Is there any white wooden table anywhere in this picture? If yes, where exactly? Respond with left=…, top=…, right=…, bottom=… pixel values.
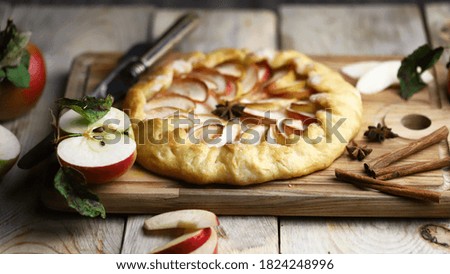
left=0, top=3, right=449, bottom=254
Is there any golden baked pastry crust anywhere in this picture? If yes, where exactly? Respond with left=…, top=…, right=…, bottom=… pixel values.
left=123, top=49, right=362, bottom=185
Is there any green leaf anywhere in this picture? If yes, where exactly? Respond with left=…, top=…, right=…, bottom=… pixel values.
left=5, top=63, right=30, bottom=88
left=54, top=167, right=106, bottom=218
left=0, top=19, right=31, bottom=68
left=0, top=69, right=5, bottom=79
left=56, top=95, right=114, bottom=124
left=397, top=44, right=444, bottom=100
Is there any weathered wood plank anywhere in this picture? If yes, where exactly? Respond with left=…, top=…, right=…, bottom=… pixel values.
left=0, top=5, right=154, bottom=253
left=424, top=3, right=450, bottom=109
left=279, top=4, right=450, bottom=254
left=122, top=8, right=279, bottom=254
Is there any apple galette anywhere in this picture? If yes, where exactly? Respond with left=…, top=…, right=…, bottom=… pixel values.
left=123, top=49, right=362, bottom=185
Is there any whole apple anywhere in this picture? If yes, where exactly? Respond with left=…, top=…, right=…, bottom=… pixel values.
left=0, top=20, right=46, bottom=120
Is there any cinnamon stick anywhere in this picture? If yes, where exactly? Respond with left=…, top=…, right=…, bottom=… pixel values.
left=375, top=156, right=450, bottom=180
left=364, top=126, right=449, bottom=176
left=335, top=169, right=441, bottom=203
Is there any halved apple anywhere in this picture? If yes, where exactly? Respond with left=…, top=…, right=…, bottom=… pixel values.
left=286, top=107, right=317, bottom=126
left=144, top=209, right=220, bottom=230
left=150, top=228, right=213, bottom=254
left=0, top=125, right=21, bottom=177
left=57, top=107, right=136, bottom=184
left=166, top=78, right=208, bottom=102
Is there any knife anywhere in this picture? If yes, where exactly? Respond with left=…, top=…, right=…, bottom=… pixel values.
left=17, top=12, right=199, bottom=169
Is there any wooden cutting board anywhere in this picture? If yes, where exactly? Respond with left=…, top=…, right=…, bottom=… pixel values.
left=42, top=53, right=450, bottom=217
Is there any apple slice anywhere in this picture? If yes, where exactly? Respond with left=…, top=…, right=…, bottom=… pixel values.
left=340, top=61, right=380, bottom=79
left=167, top=78, right=208, bottom=102
left=215, top=62, right=244, bottom=78
left=190, top=69, right=228, bottom=94
left=188, top=124, right=223, bottom=144
left=190, top=228, right=218, bottom=254
left=286, top=107, right=317, bottom=126
left=144, top=209, right=220, bottom=230
left=144, top=95, right=195, bottom=112
left=0, top=125, right=21, bottom=177
left=240, top=98, right=294, bottom=111
left=144, top=106, right=183, bottom=120
left=239, top=64, right=259, bottom=95
left=57, top=107, right=136, bottom=184
left=209, top=121, right=241, bottom=147
left=290, top=101, right=318, bottom=113
left=242, top=107, right=286, bottom=124
left=267, top=81, right=306, bottom=95
left=257, top=61, right=271, bottom=82
left=150, top=228, right=213, bottom=254
left=266, top=69, right=296, bottom=91
left=280, top=118, right=304, bottom=135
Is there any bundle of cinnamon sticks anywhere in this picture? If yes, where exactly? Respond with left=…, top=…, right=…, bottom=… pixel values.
left=335, top=126, right=450, bottom=203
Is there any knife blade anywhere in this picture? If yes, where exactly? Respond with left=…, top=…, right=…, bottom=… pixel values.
left=17, top=12, right=199, bottom=169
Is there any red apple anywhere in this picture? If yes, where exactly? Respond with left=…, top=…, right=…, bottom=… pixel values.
left=56, top=107, right=136, bottom=184
left=144, top=209, right=220, bottom=231
left=150, top=228, right=214, bottom=254
left=0, top=124, right=21, bottom=177
left=0, top=43, right=46, bottom=120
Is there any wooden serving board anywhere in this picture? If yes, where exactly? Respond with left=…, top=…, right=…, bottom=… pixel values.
left=42, top=53, right=450, bottom=217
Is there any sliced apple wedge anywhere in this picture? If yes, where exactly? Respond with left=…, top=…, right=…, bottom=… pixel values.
left=0, top=125, right=21, bottom=177
left=57, top=107, right=136, bottom=184
left=257, top=61, right=271, bottom=82
left=150, top=228, right=213, bottom=254
left=144, top=106, right=182, bottom=120
left=167, top=78, right=208, bottom=102
left=144, top=95, right=195, bottom=112
left=240, top=98, right=294, bottom=111
left=290, top=101, right=318, bottom=113
left=190, top=69, right=228, bottom=95
left=190, top=228, right=218, bottom=254
left=215, top=62, right=244, bottom=78
left=238, top=64, right=259, bottom=95
left=286, top=107, right=317, bottom=126
left=242, top=107, right=286, bottom=124
left=266, top=69, right=296, bottom=91
left=144, top=209, right=220, bottom=230
left=281, top=118, right=304, bottom=135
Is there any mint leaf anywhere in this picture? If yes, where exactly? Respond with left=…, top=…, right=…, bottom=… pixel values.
left=54, top=167, right=106, bottom=218
left=5, top=63, right=30, bottom=88
left=57, top=95, right=114, bottom=123
left=0, top=19, right=30, bottom=68
left=397, top=44, right=444, bottom=100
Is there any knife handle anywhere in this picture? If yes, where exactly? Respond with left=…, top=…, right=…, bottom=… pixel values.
left=128, top=12, right=200, bottom=77
left=17, top=132, right=55, bottom=169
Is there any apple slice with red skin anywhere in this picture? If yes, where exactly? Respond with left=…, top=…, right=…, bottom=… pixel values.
left=57, top=107, right=136, bottom=184
left=145, top=209, right=220, bottom=230
left=257, top=61, right=271, bottom=82
left=190, top=228, right=218, bottom=254
left=151, top=228, right=214, bottom=254
left=215, top=62, right=244, bottom=78
left=286, top=107, right=317, bottom=126
left=242, top=107, right=286, bottom=124
left=0, top=125, right=21, bottom=177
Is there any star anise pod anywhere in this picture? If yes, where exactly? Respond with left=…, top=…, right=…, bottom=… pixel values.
left=212, top=101, right=245, bottom=120
left=346, top=140, right=372, bottom=161
left=364, top=123, right=398, bottom=142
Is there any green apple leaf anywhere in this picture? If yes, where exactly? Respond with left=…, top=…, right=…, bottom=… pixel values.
left=5, top=63, right=30, bottom=88
left=54, top=167, right=106, bottom=219
left=397, top=44, right=443, bottom=100
left=56, top=95, right=114, bottom=124
left=0, top=19, right=31, bottom=68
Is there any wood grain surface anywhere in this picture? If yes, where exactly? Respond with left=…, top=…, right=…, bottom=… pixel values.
left=279, top=4, right=450, bottom=254
left=0, top=5, right=154, bottom=253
